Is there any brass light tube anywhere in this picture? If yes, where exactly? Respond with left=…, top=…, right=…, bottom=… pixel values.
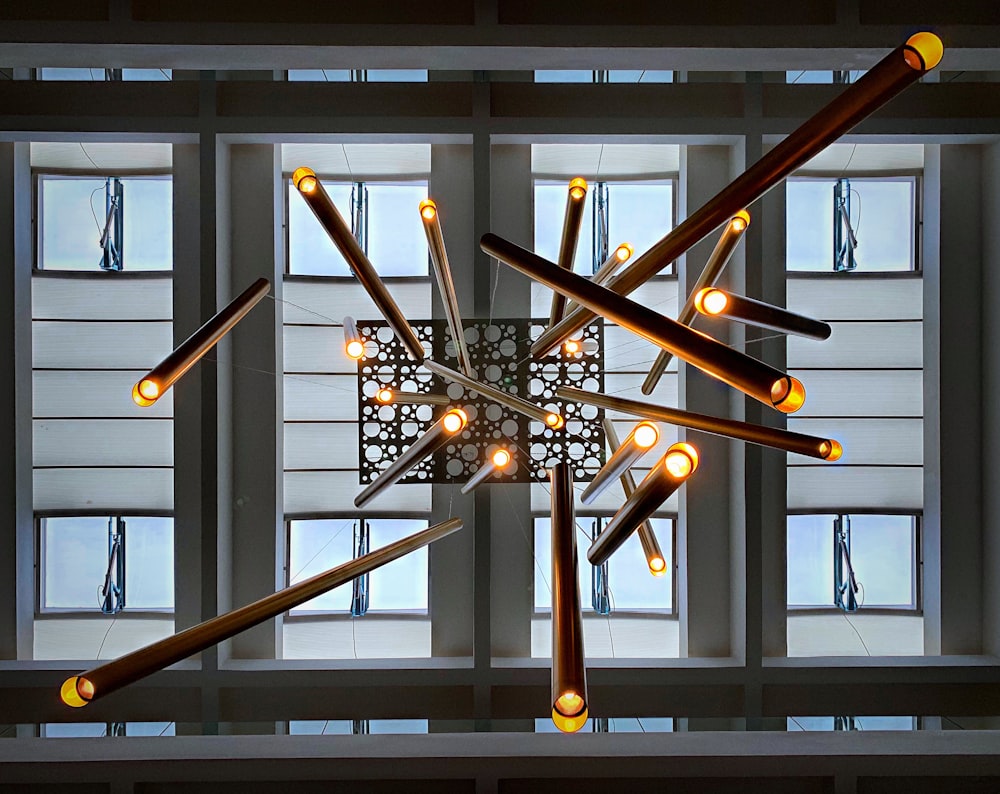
left=343, top=315, right=367, bottom=360
left=375, top=389, right=451, bottom=407
left=641, top=212, right=749, bottom=394
left=59, top=517, right=464, bottom=708
left=588, top=444, right=699, bottom=568
left=481, top=234, right=806, bottom=413
left=564, top=242, right=633, bottom=316
left=131, top=277, right=269, bottom=407
left=695, top=287, right=832, bottom=341
left=461, top=446, right=514, bottom=494
left=355, top=408, right=469, bottom=508
left=419, top=199, right=475, bottom=377
left=580, top=421, right=659, bottom=505
left=559, top=386, right=843, bottom=461
left=529, top=33, right=943, bottom=360
left=424, top=359, right=565, bottom=429
left=292, top=167, right=425, bottom=362
left=548, top=178, right=589, bottom=327
left=550, top=462, right=588, bottom=733
left=603, top=419, right=667, bottom=577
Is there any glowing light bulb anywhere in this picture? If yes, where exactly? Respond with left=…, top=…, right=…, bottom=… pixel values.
left=664, top=442, right=699, bottom=478
left=820, top=439, right=844, bottom=462
left=346, top=340, right=365, bottom=360
left=443, top=408, right=468, bottom=433
left=695, top=287, right=729, bottom=316
left=615, top=243, right=633, bottom=262
left=492, top=449, right=512, bottom=468
left=568, top=177, right=587, bottom=200
left=132, top=378, right=160, bottom=407
left=419, top=198, right=437, bottom=221
left=545, top=413, right=565, bottom=430
left=731, top=209, right=750, bottom=232
left=60, top=676, right=94, bottom=708
left=633, top=421, right=659, bottom=449
left=292, top=166, right=318, bottom=194
left=771, top=376, right=806, bottom=414
left=563, top=339, right=580, bottom=354
left=649, top=556, right=667, bottom=576
left=375, top=388, right=394, bottom=404
left=904, top=32, right=944, bottom=71
left=551, top=691, right=588, bottom=732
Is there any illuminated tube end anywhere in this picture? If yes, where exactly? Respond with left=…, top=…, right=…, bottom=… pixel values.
left=731, top=209, right=751, bottom=232
left=771, top=376, right=806, bottom=414
left=132, top=379, right=159, bottom=407
left=375, top=388, right=394, bottom=404
left=563, top=339, right=581, bottom=355
left=633, top=421, right=659, bottom=449
left=694, top=287, right=728, bottom=316
left=615, top=243, right=634, bottom=262
left=292, top=166, right=318, bottom=194
left=568, top=177, right=588, bottom=201
left=664, top=442, right=699, bottom=478
left=346, top=340, right=365, bottom=360
left=904, top=32, right=944, bottom=71
left=820, top=439, right=844, bottom=462
left=419, top=198, right=437, bottom=221
left=552, top=691, right=588, bottom=733
left=545, top=413, right=565, bottom=430
left=492, top=448, right=512, bottom=468
left=443, top=408, right=469, bottom=434
left=648, top=555, right=667, bottom=577
left=60, top=676, right=94, bottom=708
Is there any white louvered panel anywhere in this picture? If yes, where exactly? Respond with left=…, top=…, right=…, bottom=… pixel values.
left=282, top=279, right=432, bottom=325
left=284, top=422, right=358, bottom=470
left=34, top=617, right=175, bottom=661
left=532, top=616, right=680, bottom=659
left=795, top=143, right=924, bottom=175
left=33, top=275, right=173, bottom=321
left=602, top=372, right=679, bottom=410
left=31, top=142, right=173, bottom=172
left=529, top=277, right=678, bottom=320
left=788, top=418, right=923, bottom=466
left=603, top=325, right=661, bottom=372
left=284, top=471, right=430, bottom=514
left=34, top=419, right=173, bottom=467
left=283, top=325, right=357, bottom=374
left=787, top=277, right=922, bottom=321
left=283, top=618, right=431, bottom=659
left=789, top=370, right=922, bottom=418
left=34, top=468, right=173, bottom=511
left=281, top=143, right=431, bottom=179
left=32, top=321, right=173, bottom=369
left=33, top=371, right=174, bottom=418
left=530, top=474, right=679, bottom=514
left=787, top=322, right=922, bottom=369
left=531, top=144, right=680, bottom=179
left=284, top=375, right=358, bottom=421
left=787, top=466, right=922, bottom=512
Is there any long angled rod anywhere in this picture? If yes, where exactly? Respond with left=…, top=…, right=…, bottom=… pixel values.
left=548, top=178, right=588, bottom=328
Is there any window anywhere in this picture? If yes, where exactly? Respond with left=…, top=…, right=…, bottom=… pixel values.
left=287, top=179, right=428, bottom=276
left=38, top=68, right=172, bottom=81
left=37, top=175, right=173, bottom=271
left=785, top=70, right=866, bottom=84
left=534, top=70, right=673, bottom=83
left=786, top=177, right=917, bottom=272
left=287, top=70, right=427, bottom=82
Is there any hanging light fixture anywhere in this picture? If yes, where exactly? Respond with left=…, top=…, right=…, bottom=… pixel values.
left=343, top=316, right=369, bottom=360
left=374, top=388, right=451, bottom=406
left=461, top=445, right=514, bottom=494
left=581, top=421, right=659, bottom=505
left=548, top=177, right=589, bottom=327
left=693, top=287, right=833, bottom=340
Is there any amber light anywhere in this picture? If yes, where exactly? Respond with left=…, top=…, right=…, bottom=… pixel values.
left=131, top=379, right=159, bottom=407
left=375, top=388, right=394, bottom=404
left=770, top=376, right=806, bottom=414
left=492, top=448, right=512, bottom=468
left=552, top=690, right=588, bottom=733
left=419, top=198, right=437, bottom=221
left=615, top=243, right=634, bottom=262
left=694, top=287, right=729, bottom=316
left=633, top=421, right=659, bottom=449
left=664, top=442, right=699, bottom=479
left=563, top=339, right=581, bottom=354
left=568, top=177, right=588, bottom=201
left=60, top=676, right=94, bottom=708
left=904, top=32, right=944, bottom=71
left=346, top=340, right=365, bottom=360
left=545, top=413, right=565, bottom=430
left=649, top=556, right=667, bottom=576
left=730, top=209, right=751, bottom=233
left=820, top=439, right=844, bottom=462
left=443, top=408, right=469, bottom=434
left=292, top=166, right=318, bottom=194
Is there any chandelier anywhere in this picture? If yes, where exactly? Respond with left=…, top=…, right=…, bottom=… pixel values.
left=59, top=32, right=943, bottom=732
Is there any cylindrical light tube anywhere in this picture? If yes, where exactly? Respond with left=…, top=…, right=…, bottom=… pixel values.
left=419, top=199, right=474, bottom=377
left=59, top=517, right=464, bottom=708
left=694, top=287, right=832, bottom=341
left=581, top=421, right=659, bottom=505
left=548, top=177, right=589, bottom=327
left=131, top=277, right=270, bottom=407
left=564, top=242, right=633, bottom=316
left=460, top=446, right=513, bottom=494
left=550, top=462, right=588, bottom=733
left=602, top=419, right=667, bottom=577
left=588, top=443, right=700, bottom=568
left=529, top=33, right=943, bottom=359
left=424, top=359, right=565, bottom=429
left=292, top=167, right=424, bottom=362
left=343, top=316, right=367, bottom=360
left=375, top=389, right=451, bottom=406
left=642, top=212, right=749, bottom=393
left=559, top=386, right=842, bottom=461
left=355, top=408, right=469, bottom=508
left=482, top=234, right=806, bottom=413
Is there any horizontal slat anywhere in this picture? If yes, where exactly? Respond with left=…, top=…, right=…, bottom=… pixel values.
left=32, top=274, right=173, bottom=320
left=34, top=419, right=173, bottom=467
left=34, top=468, right=173, bottom=512
left=787, top=466, right=922, bottom=512
left=33, top=370, right=174, bottom=418
left=284, top=471, right=430, bottom=514
left=788, top=418, right=923, bottom=466
left=794, top=143, right=923, bottom=176
left=31, top=142, right=172, bottom=171
left=33, top=321, right=173, bottom=369
left=282, top=279, right=431, bottom=325
left=603, top=325, right=662, bottom=373
left=787, top=276, right=922, bottom=321
left=531, top=144, right=680, bottom=179
left=532, top=615, right=679, bottom=659
left=531, top=476, right=678, bottom=514
left=790, top=369, right=922, bottom=418
left=34, top=617, right=175, bottom=661
left=529, top=278, right=679, bottom=322
left=787, top=614, right=923, bottom=658
left=603, top=372, right=679, bottom=409
left=284, top=618, right=431, bottom=659
left=284, top=422, right=358, bottom=470
left=284, top=375, right=358, bottom=421
left=281, top=143, right=430, bottom=178
left=787, top=321, right=922, bottom=369
left=283, top=325, right=357, bottom=374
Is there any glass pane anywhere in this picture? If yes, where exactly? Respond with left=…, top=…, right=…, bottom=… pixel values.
left=126, top=722, right=176, bottom=736
left=287, top=182, right=354, bottom=275
left=606, top=518, right=672, bottom=610
left=39, top=68, right=103, bottom=81
left=43, top=517, right=111, bottom=609
left=288, top=70, right=352, bottom=82
left=534, top=71, right=594, bottom=83
left=124, top=517, right=174, bottom=609
left=44, top=723, right=106, bottom=737
left=851, top=180, right=914, bottom=271
left=849, top=515, right=914, bottom=607
left=122, top=69, right=171, bottom=81
left=533, top=184, right=595, bottom=275
left=289, top=720, right=353, bottom=734
left=368, top=719, right=428, bottom=733
left=786, top=71, right=833, bottom=84
left=607, top=183, right=673, bottom=269
left=533, top=517, right=592, bottom=610
left=288, top=518, right=356, bottom=612
left=367, top=519, right=429, bottom=611
left=786, top=514, right=836, bottom=606
left=786, top=180, right=834, bottom=272
left=608, top=70, right=674, bottom=83
left=367, top=70, right=428, bottom=82
left=40, top=177, right=107, bottom=270
left=366, top=183, right=429, bottom=277
left=122, top=178, right=173, bottom=271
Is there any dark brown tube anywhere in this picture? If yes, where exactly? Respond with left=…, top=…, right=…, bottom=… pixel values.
left=581, top=421, right=659, bottom=505
left=292, top=168, right=425, bottom=362
left=355, top=408, right=469, bottom=508
left=482, top=233, right=805, bottom=413
left=59, top=518, right=463, bottom=707
left=550, top=462, right=588, bottom=733
left=132, top=278, right=269, bottom=407
left=695, top=287, right=832, bottom=340
left=530, top=36, right=940, bottom=360
left=559, top=386, right=843, bottom=461
left=548, top=178, right=589, bottom=328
